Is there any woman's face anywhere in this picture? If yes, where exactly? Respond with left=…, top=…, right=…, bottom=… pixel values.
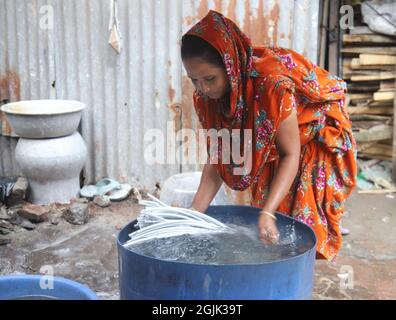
left=183, top=57, right=230, bottom=100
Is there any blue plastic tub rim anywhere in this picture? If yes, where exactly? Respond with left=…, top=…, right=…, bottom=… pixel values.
left=117, top=205, right=317, bottom=267
left=0, top=275, right=98, bottom=300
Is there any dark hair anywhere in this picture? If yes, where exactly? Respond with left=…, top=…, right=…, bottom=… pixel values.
left=181, top=35, right=225, bottom=68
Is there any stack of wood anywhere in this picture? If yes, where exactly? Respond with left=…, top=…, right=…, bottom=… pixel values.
left=342, top=20, right=395, bottom=161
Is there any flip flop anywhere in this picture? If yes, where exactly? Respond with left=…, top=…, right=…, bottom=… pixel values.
left=108, top=183, right=132, bottom=202
left=341, top=226, right=350, bottom=236
left=80, top=178, right=121, bottom=199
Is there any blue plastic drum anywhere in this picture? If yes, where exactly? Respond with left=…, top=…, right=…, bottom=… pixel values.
left=117, top=205, right=317, bottom=300
left=0, top=275, right=98, bottom=300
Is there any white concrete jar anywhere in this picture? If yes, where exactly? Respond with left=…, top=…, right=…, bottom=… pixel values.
left=15, top=132, right=87, bottom=204
left=1, top=100, right=87, bottom=205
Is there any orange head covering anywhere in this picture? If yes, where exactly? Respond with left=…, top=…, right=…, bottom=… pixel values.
left=184, top=10, right=347, bottom=191
left=185, top=10, right=255, bottom=127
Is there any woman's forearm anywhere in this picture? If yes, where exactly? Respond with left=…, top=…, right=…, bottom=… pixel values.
left=261, top=154, right=299, bottom=214
left=191, top=163, right=223, bottom=212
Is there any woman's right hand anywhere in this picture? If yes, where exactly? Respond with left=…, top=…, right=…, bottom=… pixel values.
left=258, top=212, right=280, bottom=244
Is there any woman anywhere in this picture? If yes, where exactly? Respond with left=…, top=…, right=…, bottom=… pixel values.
left=182, top=10, right=357, bottom=260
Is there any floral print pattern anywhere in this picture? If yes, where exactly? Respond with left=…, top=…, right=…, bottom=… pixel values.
left=185, top=10, right=357, bottom=261
left=255, top=110, right=274, bottom=150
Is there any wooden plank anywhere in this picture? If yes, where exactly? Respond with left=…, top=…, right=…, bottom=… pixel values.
left=368, top=144, right=393, bottom=155
left=380, top=80, right=395, bottom=91
left=359, top=155, right=392, bottom=161
left=342, top=47, right=396, bottom=55
left=342, top=60, right=352, bottom=77
left=358, top=188, right=396, bottom=194
left=373, top=91, right=395, bottom=101
left=347, top=93, right=373, bottom=100
left=357, top=142, right=376, bottom=152
left=348, top=105, right=394, bottom=115
left=353, top=124, right=393, bottom=142
left=351, top=65, right=395, bottom=71
left=351, top=58, right=361, bottom=69
left=350, top=114, right=391, bottom=121
left=343, top=58, right=352, bottom=67
left=347, top=83, right=380, bottom=92
left=369, top=100, right=394, bottom=107
left=378, top=88, right=395, bottom=92
left=349, top=26, right=374, bottom=35
left=351, top=99, right=372, bottom=106
left=360, top=143, right=393, bottom=157
left=350, top=72, right=396, bottom=82
left=358, top=145, right=393, bottom=158
left=359, top=54, right=396, bottom=66
left=343, top=34, right=396, bottom=44
left=352, top=119, right=388, bottom=129
left=348, top=59, right=393, bottom=71
left=349, top=70, right=392, bottom=76
left=382, top=139, right=393, bottom=146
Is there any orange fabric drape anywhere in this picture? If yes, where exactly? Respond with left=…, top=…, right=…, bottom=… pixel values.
left=185, top=10, right=357, bottom=260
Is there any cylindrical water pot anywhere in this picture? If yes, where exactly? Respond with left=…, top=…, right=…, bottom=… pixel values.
left=15, top=132, right=87, bottom=205
left=0, top=275, right=97, bottom=300
left=117, top=205, right=317, bottom=300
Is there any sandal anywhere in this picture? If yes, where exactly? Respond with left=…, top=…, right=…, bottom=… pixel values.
left=108, top=183, right=132, bottom=202
left=80, top=178, right=121, bottom=199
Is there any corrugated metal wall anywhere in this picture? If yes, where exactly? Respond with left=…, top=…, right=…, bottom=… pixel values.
left=1, top=0, right=320, bottom=194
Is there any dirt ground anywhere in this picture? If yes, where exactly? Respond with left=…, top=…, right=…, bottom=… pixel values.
left=0, top=190, right=395, bottom=300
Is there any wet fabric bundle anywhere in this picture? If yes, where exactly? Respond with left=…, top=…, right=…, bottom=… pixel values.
left=123, top=194, right=231, bottom=248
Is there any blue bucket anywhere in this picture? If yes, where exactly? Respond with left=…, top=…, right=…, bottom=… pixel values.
left=117, top=205, right=317, bottom=300
left=0, top=275, right=98, bottom=300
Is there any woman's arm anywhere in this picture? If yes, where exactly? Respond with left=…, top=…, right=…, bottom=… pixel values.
left=190, top=163, right=224, bottom=213
left=258, top=109, right=300, bottom=243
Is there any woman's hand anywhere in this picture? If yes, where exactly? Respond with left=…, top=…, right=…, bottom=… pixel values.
left=258, top=211, right=280, bottom=244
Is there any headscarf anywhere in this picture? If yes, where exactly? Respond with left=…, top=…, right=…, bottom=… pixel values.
left=185, top=10, right=347, bottom=191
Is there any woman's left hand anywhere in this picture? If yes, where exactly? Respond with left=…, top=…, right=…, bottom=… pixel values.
left=258, top=212, right=280, bottom=244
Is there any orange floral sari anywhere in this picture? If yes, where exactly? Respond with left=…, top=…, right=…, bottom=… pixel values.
left=185, top=10, right=357, bottom=260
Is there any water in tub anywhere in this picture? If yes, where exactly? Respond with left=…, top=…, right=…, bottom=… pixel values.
left=126, top=216, right=314, bottom=265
